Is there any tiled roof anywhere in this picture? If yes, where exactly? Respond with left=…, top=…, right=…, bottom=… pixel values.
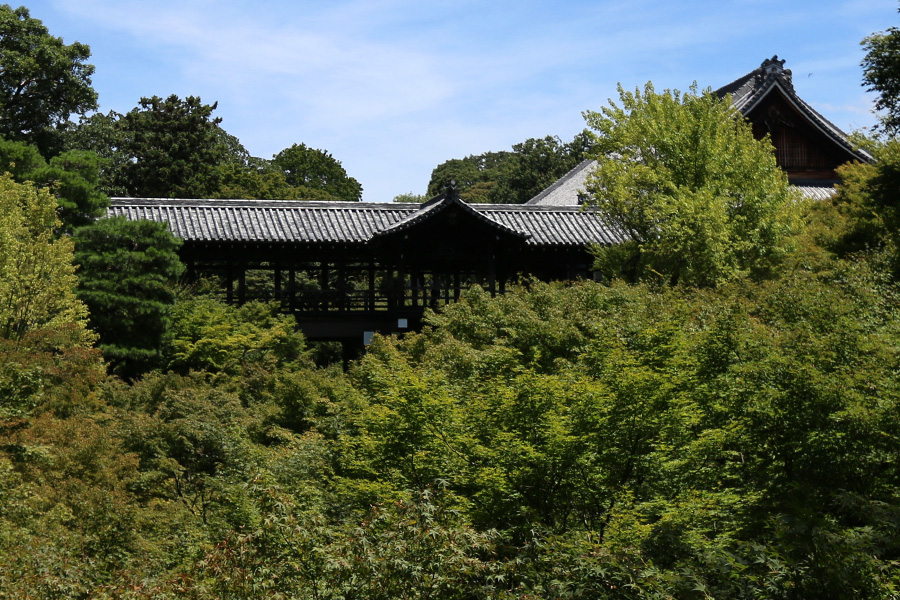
left=108, top=198, right=624, bottom=247
left=793, top=185, right=837, bottom=201
left=477, top=204, right=623, bottom=246
left=109, top=199, right=416, bottom=244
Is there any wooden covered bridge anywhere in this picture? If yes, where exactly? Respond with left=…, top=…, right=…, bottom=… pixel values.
left=108, top=189, right=621, bottom=348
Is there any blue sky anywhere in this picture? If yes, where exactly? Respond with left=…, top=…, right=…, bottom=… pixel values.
left=23, top=0, right=898, bottom=201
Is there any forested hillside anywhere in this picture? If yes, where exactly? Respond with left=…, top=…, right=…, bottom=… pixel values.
left=1, top=4, right=899, bottom=599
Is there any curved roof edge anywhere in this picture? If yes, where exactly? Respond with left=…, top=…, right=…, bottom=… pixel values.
left=370, top=191, right=529, bottom=241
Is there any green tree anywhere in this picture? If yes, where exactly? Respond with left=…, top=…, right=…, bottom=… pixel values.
left=165, top=295, right=305, bottom=376
left=345, top=269, right=900, bottom=597
left=73, top=217, right=184, bottom=377
left=426, top=131, right=592, bottom=204
left=35, top=149, right=108, bottom=230
left=0, top=133, right=44, bottom=178
left=0, top=5, right=97, bottom=155
left=490, top=130, right=594, bottom=204
left=0, top=136, right=108, bottom=231
left=272, top=143, right=363, bottom=201
left=211, top=160, right=337, bottom=201
left=116, top=95, right=228, bottom=198
left=584, top=83, right=795, bottom=287
left=63, top=110, right=130, bottom=196
left=392, top=191, right=428, bottom=203
left=862, top=17, right=900, bottom=134
left=426, top=152, right=513, bottom=201
left=0, top=174, right=91, bottom=342
left=74, top=95, right=228, bottom=198
left=71, top=111, right=364, bottom=201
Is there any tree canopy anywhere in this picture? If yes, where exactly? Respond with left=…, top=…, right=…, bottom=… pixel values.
left=0, top=5, right=97, bottom=155
left=584, top=83, right=796, bottom=287
left=68, top=109, right=365, bottom=201
left=495, top=130, right=594, bottom=204
left=0, top=135, right=108, bottom=231
left=862, top=19, right=900, bottom=135
left=425, top=131, right=592, bottom=204
left=271, top=143, right=363, bottom=202
left=73, top=217, right=184, bottom=378
left=0, top=174, right=91, bottom=342
left=109, top=95, right=229, bottom=198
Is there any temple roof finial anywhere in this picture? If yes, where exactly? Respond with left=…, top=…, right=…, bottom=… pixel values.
left=761, top=55, right=785, bottom=72
left=762, top=55, right=791, bottom=77
left=447, top=179, right=460, bottom=202
left=759, top=55, right=792, bottom=89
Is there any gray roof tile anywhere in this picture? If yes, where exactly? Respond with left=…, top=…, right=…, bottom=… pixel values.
left=108, top=198, right=624, bottom=247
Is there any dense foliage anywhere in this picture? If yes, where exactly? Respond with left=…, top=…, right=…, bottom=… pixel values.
left=0, top=135, right=108, bottom=231
left=1, top=5, right=899, bottom=599
left=2, top=237, right=900, bottom=597
left=0, top=174, right=92, bottom=343
left=271, top=143, right=363, bottom=202
left=68, top=101, right=364, bottom=201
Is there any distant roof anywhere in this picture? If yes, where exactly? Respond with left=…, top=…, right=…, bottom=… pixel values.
left=108, top=197, right=624, bottom=247
left=524, top=156, right=839, bottom=207
left=525, top=159, right=598, bottom=206
left=715, top=55, right=872, bottom=164
left=792, top=186, right=838, bottom=201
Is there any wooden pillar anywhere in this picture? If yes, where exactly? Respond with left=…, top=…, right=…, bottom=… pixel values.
left=238, top=269, right=247, bottom=304
left=367, top=263, right=376, bottom=311
left=320, top=263, right=329, bottom=310
left=226, top=265, right=234, bottom=304
left=488, top=255, right=497, bottom=297
left=337, top=259, right=347, bottom=312
left=386, top=266, right=395, bottom=310
left=399, top=268, right=408, bottom=308
left=288, top=269, right=296, bottom=312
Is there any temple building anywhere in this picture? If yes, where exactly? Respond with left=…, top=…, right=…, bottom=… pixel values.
left=108, top=191, right=621, bottom=351
left=110, top=57, right=869, bottom=349
left=716, top=55, right=871, bottom=185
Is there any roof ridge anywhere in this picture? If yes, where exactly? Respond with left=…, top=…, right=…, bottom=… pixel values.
left=110, top=197, right=413, bottom=210
left=108, top=198, right=623, bottom=247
